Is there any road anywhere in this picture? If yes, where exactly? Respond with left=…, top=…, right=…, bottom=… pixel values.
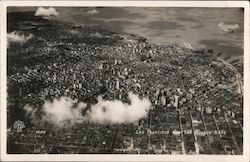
left=217, top=57, right=243, bottom=95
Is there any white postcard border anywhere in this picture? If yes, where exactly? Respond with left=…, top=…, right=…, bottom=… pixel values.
left=0, top=1, right=249, bottom=162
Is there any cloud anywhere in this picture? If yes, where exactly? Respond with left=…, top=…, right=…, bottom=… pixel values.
left=23, top=92, right=151, bottom=127
left=23, top=104, right=39, bottom=125
left=23, top=104, right=35, bottom=117
left=217, top=22, right=239, bottom=33
left=7, top=31, right=33, bottom=47
left=86, top=9, right=100, bottom=15
left=86, top=92, right=151, bottom=124
left=41, top=97, right=86, bottom=127
left=35, top=7, right=59, bottom=17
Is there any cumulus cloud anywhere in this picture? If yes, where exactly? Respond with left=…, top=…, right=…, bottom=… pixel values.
left=86, top=92, right=151, bottom=124
left=23, top=104, right=39, bottom=125
left=23, top=104, right=36, bottom=117
left=7, top=31, right=33, bottom=47
left=35, top=7, right=59, bottom=17
left=23, top=93, right=151, bottom=127
left=86, top=9, right=100, bottom=15
left=217, top=22, right=239, bottom=33
left=41, top=97, right=86, bottom=127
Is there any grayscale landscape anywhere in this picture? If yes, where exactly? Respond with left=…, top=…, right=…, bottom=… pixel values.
left=7, top=7, right=243, bottom=154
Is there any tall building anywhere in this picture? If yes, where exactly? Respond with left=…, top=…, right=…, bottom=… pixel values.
left=128, top=138, right=134, bottom=150
left=195, top=142, right=200, bottom=154
left=116, top=78, right=120, bottom=90
left=174, top=95, right=179, bottom=108
left=162, top=139, right=166, bottom=151
left=206, top=107, right=212, bottom=114
left=160, top=92, right=167, bottom=106
left=118, top=91, right=122, bottom=99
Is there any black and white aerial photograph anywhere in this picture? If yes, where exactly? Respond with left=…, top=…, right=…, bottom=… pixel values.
left=3, top=3, right=247, bottom=158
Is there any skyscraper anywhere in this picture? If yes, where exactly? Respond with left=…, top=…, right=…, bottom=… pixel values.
left=174, top=95, right=179, bottom=108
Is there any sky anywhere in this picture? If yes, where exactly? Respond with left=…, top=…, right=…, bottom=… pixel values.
left=8, top=7, right=244, bottom=61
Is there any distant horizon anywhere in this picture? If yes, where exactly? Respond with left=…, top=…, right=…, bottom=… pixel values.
left=8, top=7, right=243, bottom=52
left=8, top=7, right=244, bottom=75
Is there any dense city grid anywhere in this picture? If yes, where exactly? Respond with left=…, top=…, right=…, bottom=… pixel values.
left=7, top=12, right=243, bottom=154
